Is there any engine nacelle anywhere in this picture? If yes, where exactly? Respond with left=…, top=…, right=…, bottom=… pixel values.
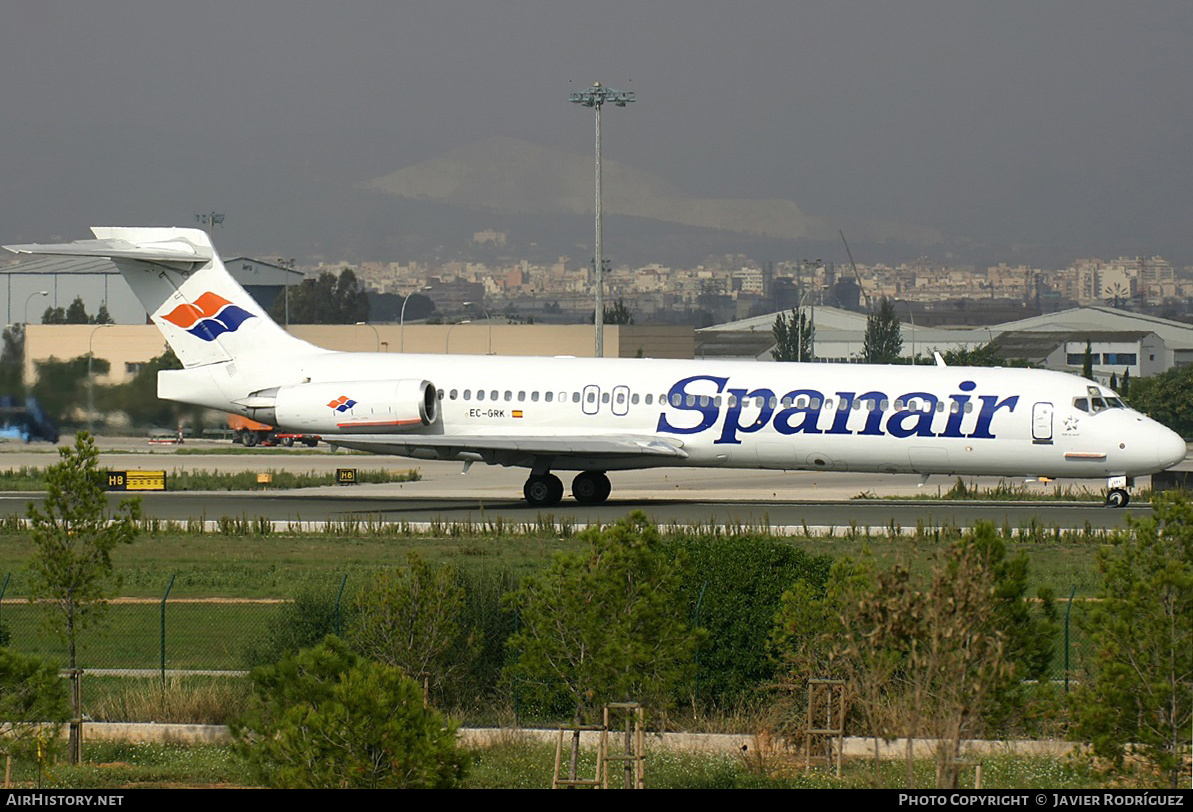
left=250, top=379, right=439, bottom=434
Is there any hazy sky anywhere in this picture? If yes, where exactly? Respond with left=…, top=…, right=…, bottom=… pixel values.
left=3, top=2, right=1192, bottom=264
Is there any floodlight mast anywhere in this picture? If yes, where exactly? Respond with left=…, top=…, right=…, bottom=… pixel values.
left=569, top=82, right=635, bottom=358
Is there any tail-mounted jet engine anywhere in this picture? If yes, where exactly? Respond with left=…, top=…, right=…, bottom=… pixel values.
left=242, top=379, right=438, bottom=434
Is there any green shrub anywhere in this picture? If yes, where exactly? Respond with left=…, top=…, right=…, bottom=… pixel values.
left=243, top=585, right=352, bottom=667
left=232, top=637, right=468, bottom=789
left=0, top=647, right=70, bottom=769
left=666, top=532, right=833, bottom=707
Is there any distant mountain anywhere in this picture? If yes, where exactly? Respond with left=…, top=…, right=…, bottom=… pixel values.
left=363, top=137, right=942, bottom=247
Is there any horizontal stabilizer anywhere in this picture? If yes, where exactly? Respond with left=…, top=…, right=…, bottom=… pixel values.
left=5, top=236, right=212, bottom=264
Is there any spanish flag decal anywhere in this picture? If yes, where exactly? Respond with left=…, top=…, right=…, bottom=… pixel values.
left=513, top=410, right=524, bottom=418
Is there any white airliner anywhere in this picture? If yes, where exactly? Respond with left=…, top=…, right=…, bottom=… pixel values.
left=6, top=227, right=1186, bottom=508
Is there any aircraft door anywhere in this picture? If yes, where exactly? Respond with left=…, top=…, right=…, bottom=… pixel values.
left=611, top=385, right=630, bottom=417
left=1032, top=402, right=1053, bottom=444
left=582, top=384, right=600, bottom=416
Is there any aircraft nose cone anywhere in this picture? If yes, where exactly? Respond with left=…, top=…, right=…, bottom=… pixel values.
left=1155, top=427, right=1188, bottom=470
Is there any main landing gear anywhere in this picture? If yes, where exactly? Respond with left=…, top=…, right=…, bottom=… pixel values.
left=522, top=471, right=611, bottom=507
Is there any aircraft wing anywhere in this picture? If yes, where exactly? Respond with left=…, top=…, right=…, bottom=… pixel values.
left=331, top=433, right=688, bottom=461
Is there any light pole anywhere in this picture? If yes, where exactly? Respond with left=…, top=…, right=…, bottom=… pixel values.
left=444, top=319, right=471, bottom=354
left=24, top=290, right=48, bottom=325
left=355, top=321, right=380, bottom=351
left=400, top=285, right=432, bottom=352
left=569, top=81, right=635, bottom=358
left=464, top=301, right=492, bottom=354
left=194, top=212, right=225, bottom=233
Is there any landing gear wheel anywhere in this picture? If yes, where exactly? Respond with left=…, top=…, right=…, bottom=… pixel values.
left=243, top=432, right=258, bottom=448
left=572, top=471, right=611, bottom=505
left=1106, top=488, right=1130, bottom=508
left=524, top=473, right=564, bottom=507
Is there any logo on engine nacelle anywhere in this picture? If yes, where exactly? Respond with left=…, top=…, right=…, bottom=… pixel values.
left=328, top=395, right=358, bottom=412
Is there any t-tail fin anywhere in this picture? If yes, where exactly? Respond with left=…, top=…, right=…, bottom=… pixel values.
left=5, top=227, right=320, bottom=368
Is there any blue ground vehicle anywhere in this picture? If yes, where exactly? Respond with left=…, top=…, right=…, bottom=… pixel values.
left=0, top=396, right=60, bottom=443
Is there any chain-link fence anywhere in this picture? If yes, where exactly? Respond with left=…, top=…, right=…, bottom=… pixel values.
left=0, top=571, right=1099, bottom=692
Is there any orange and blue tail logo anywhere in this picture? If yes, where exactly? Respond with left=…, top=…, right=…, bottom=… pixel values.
left=160, top=292, right=255, bottom=341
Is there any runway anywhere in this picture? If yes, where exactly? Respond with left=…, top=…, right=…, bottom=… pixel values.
left=0, top=437, right=1163, bottom=531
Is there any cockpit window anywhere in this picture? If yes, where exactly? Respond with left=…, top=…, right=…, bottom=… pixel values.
left=1076, top=392, right=1126, bottom=414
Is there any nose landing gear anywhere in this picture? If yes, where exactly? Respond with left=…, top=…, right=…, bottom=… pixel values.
left=1105, top=476, right=1132, bottom=508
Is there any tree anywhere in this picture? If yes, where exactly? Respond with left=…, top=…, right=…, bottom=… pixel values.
left=1120, top=368, right=1130, bottom=398
left=271, top=268, right=369, bottom=324
left=349, top=553, right=477, bottom=703
left=0, top=325, right=24, bottom=392
left=0, top=648, right=70, bottom=783
left=366, top=291, right=436, bottom=322
left=961, top=525, right=1058, bottom=731
left=40, top=297, right=110, bottom=326
left=1081, top=340, right=1094, bottom=380
left=772, top=527, right=1044, bottom=789
left=1072, top=492, right=1192, bottom=788
left=31, top=355, right=108, bottom=423
left=1123, top=364, right=1193, bottom=438
left=504, top=513, right=701, bottom=777
left=232, top=637, right=468, bottom=789
left=25, top=431, right=139, bottom=761
left=862, top=297, right=903, bottom=363
left=771, top=308, right=815, bottom=362
left=64, top=297, right=89, bottom=325
left=589, top=297, right=634, bottom=325
left=854, top=540, right=1011, bottom=789
left=97, top=347, right=194, bottom=428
